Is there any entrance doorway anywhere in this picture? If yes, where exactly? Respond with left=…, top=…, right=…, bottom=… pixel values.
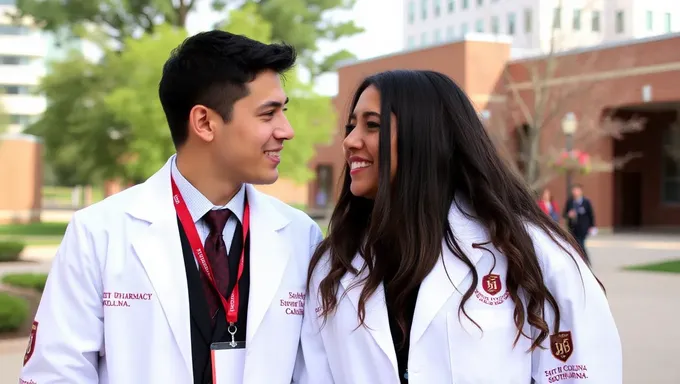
left=315, top=164, right=333, bottom=208
left=618, top=171, right=642, bottom=228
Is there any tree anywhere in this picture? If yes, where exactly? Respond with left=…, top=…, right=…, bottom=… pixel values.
left=215, top=0, right=363, bottom=80
left=12, top=0, right=194, bottom=43
left=486, top=0, right=644, bottom=191
left=12, top=0, right=364, bottom=78
left=25, top=51, right=132, bottom=185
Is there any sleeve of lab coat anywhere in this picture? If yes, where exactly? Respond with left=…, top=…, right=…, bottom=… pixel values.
left=19, top=212, right=104, bottom=383
left=292, top=224, right=335, bottom=383
left=530, top=233, right=622, bottom=383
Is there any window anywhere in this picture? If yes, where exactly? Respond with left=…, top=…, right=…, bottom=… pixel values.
left=477, top=0, right=482, bottom=6
left=407, top=36, right=416, bottom=48
left=615, top=10, right=624, bottom=33
left=475, top=19, right=484, bottom=32
left=491, top=16, right=499, bottom=34
left=315, top=165, right=334, bottom=208
left=447, top=25, right=455, bottom=39
left=434, top=0, right=441, bottom=17
left=508, top=13, right=516, bottom=35
left=0, top=85, right=33, bottom=95
left=462, top=0, right=468, bottom=10
left=408, top=1, right=415, bottom=24
left=434, top=28, right=441, bottom=43
left=591, top=11, right=601, bottom=32
left=553, top=7, right=561, bottom=29
left=665, top=13, right=672, bottom=33
left=421, top=0, right=427, bottom=19
left=461, top=23, right=468, bottom=35
left=0, top=24, right=30, bottom=35
left=662, top=127, right=680, bottom=204
left=448, top=0, right=454, bottom=12
left=10, top=115, right=32, bottom=125
left=646, top=11, right=653, bottom=31
left=421, top=31, right=428, bottom=45
left=573, top=9, right=581, bottom=30
left=524, top=8, right=532, bottom=33
left=0, top=55, right=31, bottom=65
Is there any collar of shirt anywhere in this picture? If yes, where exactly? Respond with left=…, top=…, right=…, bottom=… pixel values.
left=170, top=155, right=245, bottom=225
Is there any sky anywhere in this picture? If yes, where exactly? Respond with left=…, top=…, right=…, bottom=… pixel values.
left=186, top=0, right=404, bottom=96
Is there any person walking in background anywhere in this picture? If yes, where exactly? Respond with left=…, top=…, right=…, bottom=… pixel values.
left=537, top=188, right=560, bottom=222
left=563, top=184, right=596, bottom=265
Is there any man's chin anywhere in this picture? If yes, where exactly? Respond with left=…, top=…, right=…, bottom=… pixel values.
left=248, top=170, right=279, bottom=186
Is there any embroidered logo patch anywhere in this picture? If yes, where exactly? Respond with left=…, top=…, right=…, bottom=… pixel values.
left=474, top=273, right=510, bottom=306
left=550, top=331, right=574, bottom=363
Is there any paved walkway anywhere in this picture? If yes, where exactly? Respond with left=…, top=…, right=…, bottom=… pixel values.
left=0, top=234, right=678, bottom=383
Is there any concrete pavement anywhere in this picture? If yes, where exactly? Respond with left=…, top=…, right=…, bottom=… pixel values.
left=0, top=233, right=678, bottom=383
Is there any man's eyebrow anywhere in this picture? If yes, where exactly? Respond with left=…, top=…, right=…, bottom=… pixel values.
left=258, top=97, right=289, bottom=110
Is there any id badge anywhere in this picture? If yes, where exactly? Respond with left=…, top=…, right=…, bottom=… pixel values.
left=211, top=341, right=246, bottom=384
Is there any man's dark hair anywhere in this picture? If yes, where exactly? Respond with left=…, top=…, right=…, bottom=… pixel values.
left=158, top=30, right=296, bottom=148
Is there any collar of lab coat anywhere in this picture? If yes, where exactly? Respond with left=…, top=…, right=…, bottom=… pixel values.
left=338, top=197, right=488, bottom=367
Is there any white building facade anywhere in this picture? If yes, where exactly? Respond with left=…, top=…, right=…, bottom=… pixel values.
left=403, top=0, right=679, bottom=53
left=0, top=0, right=47, bottom=135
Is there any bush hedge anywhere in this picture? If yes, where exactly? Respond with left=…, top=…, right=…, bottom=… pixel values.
left=0, top=292, right=29, bottom=332
left=2, top=273, right=48, bottom=292
left=0, top=240, right=26, bottom=262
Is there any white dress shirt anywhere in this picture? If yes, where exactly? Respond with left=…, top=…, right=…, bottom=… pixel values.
left=170, top=154, right=245, bottom=251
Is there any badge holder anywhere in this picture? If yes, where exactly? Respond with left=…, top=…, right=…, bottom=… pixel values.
left=211, top=324, right=246, bottom=384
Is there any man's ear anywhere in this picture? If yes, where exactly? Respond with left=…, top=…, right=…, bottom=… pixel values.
left=188, top=105, right=216, bottom=143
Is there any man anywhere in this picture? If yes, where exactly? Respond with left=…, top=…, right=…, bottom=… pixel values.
left=563, top=184, right=596, bottom=265
left=20, top=31, right=323, bottom=384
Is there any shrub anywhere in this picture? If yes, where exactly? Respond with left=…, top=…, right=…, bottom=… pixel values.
left=0, top=293, right=29, bottom=333
left=2, top=273, right=48, bottom=292
left=0, top=240, right=25, bottom=262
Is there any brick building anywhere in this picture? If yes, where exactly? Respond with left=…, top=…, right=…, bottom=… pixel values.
left=307, top=32, right=680, bottom=231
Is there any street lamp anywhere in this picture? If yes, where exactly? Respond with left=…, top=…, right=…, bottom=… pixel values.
left=561, top=112, right=578, bottom=198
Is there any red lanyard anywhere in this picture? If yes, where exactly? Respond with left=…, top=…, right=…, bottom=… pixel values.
left=171, top=176, right=250, bottom=325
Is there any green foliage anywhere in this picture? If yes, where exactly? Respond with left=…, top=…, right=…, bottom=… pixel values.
left=0, top=293, right=29, bottom=333
left=1, top=273, right=49, bottom=292
left=103, top=24, right=188, bottom=180
left=0, top=222, right=68, bottom=236
left=0, top=241, right=26, bottom=262
left=25, top=51, right=131, bottom=185
left=217, top=0, right=363, bottom=79
left=12, top=0, right=194, bottom=44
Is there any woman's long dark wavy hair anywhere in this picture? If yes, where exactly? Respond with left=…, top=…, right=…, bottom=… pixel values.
left=307, top=69, right=597, bottom=351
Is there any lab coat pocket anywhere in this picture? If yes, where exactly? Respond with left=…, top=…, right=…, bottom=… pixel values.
left=447, top=307, right=526, bottom=383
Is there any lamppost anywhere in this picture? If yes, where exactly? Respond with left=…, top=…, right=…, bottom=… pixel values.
left=561, top=112, right=578, bottom=199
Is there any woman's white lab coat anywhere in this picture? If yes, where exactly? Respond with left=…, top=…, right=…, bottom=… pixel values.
left=293, top=202, right=621, bottom=384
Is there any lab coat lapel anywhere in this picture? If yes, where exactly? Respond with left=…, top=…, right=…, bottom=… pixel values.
left=410, top=200, right=487, bottom=345
left=245, top=185, right=291, bottom=343
left=340, top=255, right=398, bottom=377
left=126, top=158, right=193, bottom=376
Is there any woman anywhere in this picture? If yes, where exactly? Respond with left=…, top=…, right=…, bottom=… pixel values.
left=538, top=188, right=561, bottom=222
left=294, top=70, right=621, bottom=383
